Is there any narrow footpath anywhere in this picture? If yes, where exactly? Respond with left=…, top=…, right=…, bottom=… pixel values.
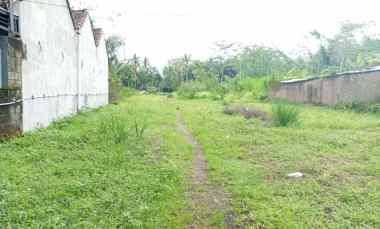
left=176, top=112, right=237, bottom=228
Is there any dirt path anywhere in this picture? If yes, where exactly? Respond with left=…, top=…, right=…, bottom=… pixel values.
left=176, top=112, right=237, bottom=228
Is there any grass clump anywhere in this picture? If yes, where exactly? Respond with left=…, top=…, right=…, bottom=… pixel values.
left=271, top=103, right=300, bottom=126
left=100, top=114, right=129, bottom=144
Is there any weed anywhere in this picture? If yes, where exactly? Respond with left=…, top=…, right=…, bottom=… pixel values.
left=271, top=103, right=300, bottom=126
left=127, top=109, right=148, bottom=138
left=100, top=114, right=129, bottom=144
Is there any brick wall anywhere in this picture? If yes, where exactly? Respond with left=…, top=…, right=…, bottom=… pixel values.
left=0, top=41, right=22, bottom=136
left=269, top=71, right=380, bottom=106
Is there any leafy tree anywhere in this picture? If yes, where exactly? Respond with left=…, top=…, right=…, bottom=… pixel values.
left=106, top=36, right=125, bottom=66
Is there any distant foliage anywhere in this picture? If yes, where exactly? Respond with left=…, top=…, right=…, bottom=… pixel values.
left=160, top=21, right=380, bottom=97
left=177, top=82, right=205, bottom=99
left=107, top=21, right=380, bottom=101
left=272, top=104, right=300, bottom=127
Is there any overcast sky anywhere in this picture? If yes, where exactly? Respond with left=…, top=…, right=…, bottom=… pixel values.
left=73, top=0, right=380, bottom=68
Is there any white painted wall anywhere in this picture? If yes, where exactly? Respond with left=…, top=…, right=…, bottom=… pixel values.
left=78, top=17, right=109, bottom=110
left=17, top=0, right=108, bottom=131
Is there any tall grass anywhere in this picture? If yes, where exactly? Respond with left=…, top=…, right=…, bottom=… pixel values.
left=100, top=114, right=129, bottom=143
left=272, top=103, right=300, bottom=127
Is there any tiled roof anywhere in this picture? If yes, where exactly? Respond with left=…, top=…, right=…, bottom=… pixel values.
left=72, top=9, right=88, bottom=32
left=93, top=28, right=103, bottom=47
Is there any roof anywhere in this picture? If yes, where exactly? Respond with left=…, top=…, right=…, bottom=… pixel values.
left=93, top=28, right=104, bottom=47
left=281, top=66, right=380, bottom=84
left=72, top=9, right=88, bottom=31
left=69, top=6, right=104, bottom=47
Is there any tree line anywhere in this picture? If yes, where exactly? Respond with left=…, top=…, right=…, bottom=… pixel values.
left=107, top=21, right=380, bottom=93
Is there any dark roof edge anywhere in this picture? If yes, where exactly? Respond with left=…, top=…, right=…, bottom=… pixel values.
left=281, top=67, right=380, bottom=84
left=66, top=0, right=77, bottom=33
left=65, top=1, right=103, bottom=47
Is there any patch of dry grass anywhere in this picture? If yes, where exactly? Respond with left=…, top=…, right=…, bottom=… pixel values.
left=223, top=104, right=269, bottom=121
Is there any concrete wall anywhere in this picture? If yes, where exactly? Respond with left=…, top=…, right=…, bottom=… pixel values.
left=16, top=0, right=108, bottom=132
left=77, top=18, right=108, bottom=110
left=269, top=71, right=380, bottom=106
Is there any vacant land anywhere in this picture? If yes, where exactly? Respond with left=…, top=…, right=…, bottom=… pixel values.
left=1, top=95, right=380, bottom=228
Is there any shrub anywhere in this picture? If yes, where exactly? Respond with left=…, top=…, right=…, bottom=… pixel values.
left=121, top=87, right=137, bottom=98
left=108, top=68, right=123, bottom=103
left=210, top=84, right=228, bottom=100
left=272, top=104, right=300, bottom=127
left=146, top=87, right=159, bottom=94
left=177, top=82, right=205, bottom=99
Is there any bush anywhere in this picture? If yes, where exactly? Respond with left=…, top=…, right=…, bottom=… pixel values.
left=223, top=77, right=276, bottom=101
left=146, top=87, right=159, bottom=94
left=209, top=84, right=228, bottom=100
left=177, top=82, right=205, bottom=99
left=108, top=68, right=123, bottom=103
left=272, top=104, right=300, bottom=127
left=121, top=87, right=137, bottom=98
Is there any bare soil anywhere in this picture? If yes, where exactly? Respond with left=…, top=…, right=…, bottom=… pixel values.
left=176, top=112, right=237, bottom=228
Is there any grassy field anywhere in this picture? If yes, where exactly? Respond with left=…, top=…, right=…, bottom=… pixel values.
left=0, top=96, right=193, bottom=228
left=1, top=95, right=380, bottom=228
left=179, top=98, right=380, bottom=228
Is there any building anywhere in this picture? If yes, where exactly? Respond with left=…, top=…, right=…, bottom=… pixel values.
left=0, top=0, right=109, bottom=135
left=269, top=67, right=380, bottom=106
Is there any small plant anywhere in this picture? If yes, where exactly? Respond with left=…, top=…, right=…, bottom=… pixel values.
left=100, top=114, right=129, bottom=144
left=128, top=109, right=148, bottom=138
left=133, top=117, right=148, bottom=138
left=271, top=103, right=300, bottom=127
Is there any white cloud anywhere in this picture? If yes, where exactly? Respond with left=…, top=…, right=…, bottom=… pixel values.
left=75, top=0, right=380, bottom=67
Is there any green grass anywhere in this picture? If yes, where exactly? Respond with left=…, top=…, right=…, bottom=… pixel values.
left=0, top=96, right=193, bottom=228
left=1, top=94, right=380, bottom=228
left=272, top=103, right=300, bottom=127
left=177, top=98, right=380, bottom=228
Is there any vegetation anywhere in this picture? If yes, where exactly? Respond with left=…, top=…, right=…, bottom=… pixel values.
left=7, top=19, right=378, bottom=227
left=107, top=21, right=380, bottom=100
left=177, top=96, right=380, bottom=228
left=2, top=95, right=379, bottom=227
left=271, top=103, right=300, bottom=127
left=156, top=21, right=380, bottom=94
left=0, top=96, right=194, bottom=228
left=335, top=102, right=380, bottom=114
